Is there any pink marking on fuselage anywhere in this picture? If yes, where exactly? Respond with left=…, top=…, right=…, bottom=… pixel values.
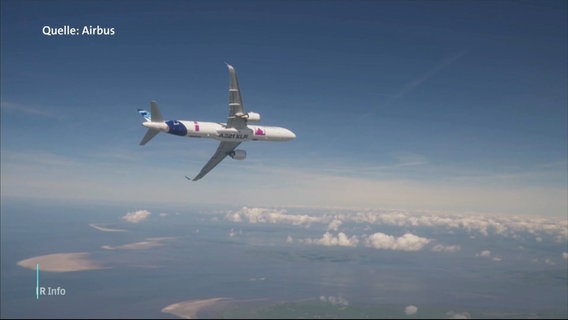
left=194, top=121, right=200, bottom=132
left=255, top=127, right=265, bottom=136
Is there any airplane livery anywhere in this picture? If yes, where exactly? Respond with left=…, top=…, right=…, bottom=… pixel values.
left=138, top=64, right=296, bottom=181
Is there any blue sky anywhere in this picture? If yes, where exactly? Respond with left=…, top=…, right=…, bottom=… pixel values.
left=1, top=0, right=567, bottom=215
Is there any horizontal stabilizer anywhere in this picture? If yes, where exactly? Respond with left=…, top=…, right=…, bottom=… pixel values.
left=139, top=129, right=160, bottom=145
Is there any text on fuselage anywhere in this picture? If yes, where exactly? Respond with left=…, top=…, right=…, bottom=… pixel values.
left=218, top=133, right=249, bottom=139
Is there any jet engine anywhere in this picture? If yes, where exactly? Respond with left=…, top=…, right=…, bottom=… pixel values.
left=229, top=149, right=246, bottom=160
left=245, top=112, right=261, bottom=122
left=236, top=112, right=261, bottom=122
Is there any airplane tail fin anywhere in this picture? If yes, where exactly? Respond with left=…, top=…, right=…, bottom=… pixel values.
left=138, top=109, right=151, bottom=122
left=138, top=101, right=164, bottom=145
left=138, top=101, right=164, bottom=122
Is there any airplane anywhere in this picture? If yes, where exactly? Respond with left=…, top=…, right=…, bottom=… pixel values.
left=137, top=64, right=296, bottom=181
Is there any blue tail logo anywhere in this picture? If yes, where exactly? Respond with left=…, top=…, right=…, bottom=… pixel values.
left=138, top=109, right=151, bottom=122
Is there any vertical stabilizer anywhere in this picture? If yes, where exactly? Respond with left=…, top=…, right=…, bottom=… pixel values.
left=150, top=101, right=163, bottom=122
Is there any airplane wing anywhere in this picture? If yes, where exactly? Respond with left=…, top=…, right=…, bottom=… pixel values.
left=225, top=64, right=247, bottom=129
left=192, top=141, right=241, bottom=181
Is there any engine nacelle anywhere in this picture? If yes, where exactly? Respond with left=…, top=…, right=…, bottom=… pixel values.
left=229, top=149, right=246, bottom=160
left=245, top=112, right=261, bottom=123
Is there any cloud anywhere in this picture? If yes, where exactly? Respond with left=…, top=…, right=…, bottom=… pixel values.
left=478, top=250, right=491, bottom=258
left=223, top=206, right=567, bottom=257
left=1, top=101, right=56, bottom=117
left=319, top=296, right=349, bottom=307
left=431, top=244, right=461, bottom=253
left=286, top=235, right=294, bottom=243
left=446, top=311, right=471, bottom=319
left=327, top=219, right=343, bottom=231
left=122, top=210, right=151, bottom=223
left=476, top=250, right=502, bottom=262
left=563, top=252, right=568, bottom=260
left=227, top=207, right=568, bottom=243
left=365, top=232, right=431, bottom=251
left=226, top=207, right=323, bottom=226
left=349, top=210, right=567, bottom=242
left=304, top=232, right=359, bottom=247
left=249, top=277, right=266, bottom=281
left=384, top=50, right=468, bottom=107
left=228, top=229, right=241, bottom=238
left=405, top=305, right=418, bottom=315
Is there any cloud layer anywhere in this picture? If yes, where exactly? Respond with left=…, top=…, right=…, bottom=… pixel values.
left=226, top=207, right=568, bottom=242
left=224, top=206, right=568, bottom=261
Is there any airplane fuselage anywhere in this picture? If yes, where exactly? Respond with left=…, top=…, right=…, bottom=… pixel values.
left=138, top=64, right=295, bottom=180
left=143, top=120, right=296, bottom=142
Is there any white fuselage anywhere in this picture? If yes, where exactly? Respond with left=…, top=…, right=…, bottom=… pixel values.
left=143, top=120, right=296, bottom=142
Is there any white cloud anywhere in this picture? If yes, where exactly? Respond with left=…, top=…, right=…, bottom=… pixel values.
left=223, top=207, right=568, bottom=244
left=327, top=219, right=343, bottom=231
left=349, top=210, right=568, bottom=241
left=562, top=252, right=568, bottom=260
left=228, top=229, right=241, bottom=238
left=304, top=232, right=359, bottom=247
left=478, top=250, right=491, bottom=258
left=226, top=212, right=242, bottom=222
left=431, top=244, right=461, bottom=253
left=319, top=296, right=349, bottom=307
left=221, top=206, right=567, bottom=258
left=365, top=232, right=430, bottom=251
left=446, top=311, right=471, bottom=319
left=1, top=101, right=55, bottom=117
left=122, top=210, right=151, bottom=223
left=226, top=207, right=323, bottom=226
left=476, top=250, right=502, bottom=262
left=404, top=305, right=418, bottom=315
